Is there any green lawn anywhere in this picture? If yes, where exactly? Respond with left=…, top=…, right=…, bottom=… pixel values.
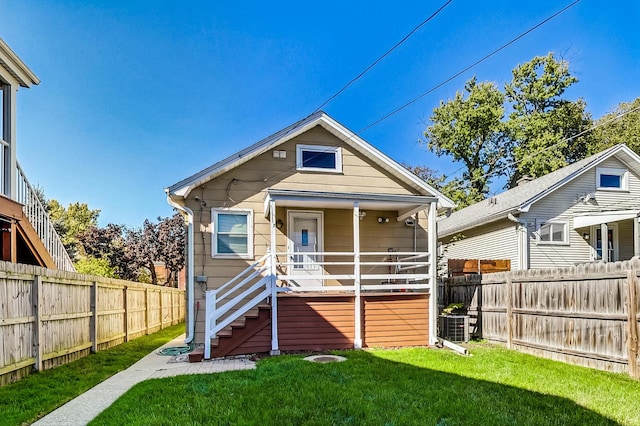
left=91, top=344, right=640, bottom=426
left=0, top=323, right=185, bottom=426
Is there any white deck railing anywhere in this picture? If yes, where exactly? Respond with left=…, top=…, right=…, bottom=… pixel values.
left=204, top=253, right=272, bottom=359
left=203, top=251, right=432, bottom=357
left=277, top=251, right=431, bottom=292
left=16, top=163, right=75, bottom=272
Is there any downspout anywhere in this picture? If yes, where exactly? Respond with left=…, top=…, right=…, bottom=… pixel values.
left=166, top=191, right=195, bottom=344
left=507, top=213, right=528, bottom=270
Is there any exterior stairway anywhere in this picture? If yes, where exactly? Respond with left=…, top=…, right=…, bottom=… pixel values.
left=209, top=303, right=272, bottom=358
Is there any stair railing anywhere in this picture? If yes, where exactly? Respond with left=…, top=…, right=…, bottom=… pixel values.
left=204, top=252, right=273, bottom=359
left=15, top=163, right=75, bottom=272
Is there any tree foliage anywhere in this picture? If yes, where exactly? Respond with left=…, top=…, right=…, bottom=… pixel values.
left=48, top=200, right=100, bottom=261
left=505, top=53, right=592, bottom=185
left=423, top=77, right=507, bottom=205
left=588, top=97, right=640, bottom=154
left=419, top=53, right=592, bottom=208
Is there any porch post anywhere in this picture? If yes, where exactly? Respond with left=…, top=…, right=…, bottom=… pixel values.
left=269, top=199, right=280, bottom=355
left=353, top=201, right=363, bottom=349
left=601, top=223, right=609, bottom=262
left=634, top=218, right=640, bottom=258
left=428, top=202, right=438, bottom=345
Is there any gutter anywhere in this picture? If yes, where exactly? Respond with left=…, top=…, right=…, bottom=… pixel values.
left=165, top=190, right=195, bottom=344
left=507, top=213, right=528, bottom=270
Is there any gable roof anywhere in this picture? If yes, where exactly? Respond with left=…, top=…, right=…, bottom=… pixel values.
left=0, top=38, right=39, bottom=87
left=438, top=144, right=640, bottom=237
left=166, top=111, right=455, bottom=208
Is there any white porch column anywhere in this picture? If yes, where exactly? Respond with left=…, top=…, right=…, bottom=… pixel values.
left=353, top=201, right=362, bottom=349
left=634, top=218, right=640, bottom=258
left=269, top=199, right=280, bottom=355
left=601, top=223, right=609, bottom=262
left=428, top=202, right=438, bottom=345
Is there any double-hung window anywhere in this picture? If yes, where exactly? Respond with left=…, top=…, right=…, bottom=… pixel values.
left=596, top=167, right=628, bottom=191
left=211, top=208, right=253, bottom=258
left=538, top=222, right=568, bottom=245
left=296, top=144, right=342, bottom=173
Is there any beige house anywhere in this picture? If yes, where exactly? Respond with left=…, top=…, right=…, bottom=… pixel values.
left=439, top=144, right=640, bottom=272
left=166, top=111, right=454, bottom=357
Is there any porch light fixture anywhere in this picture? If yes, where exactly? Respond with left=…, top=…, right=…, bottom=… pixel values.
left=377, top=217, right=390, bottom=224
left=276, top=219, right=284, bottom=229
left=358, top=211, right=367, bottom=220
left=582, top=232, right=589, bottom=240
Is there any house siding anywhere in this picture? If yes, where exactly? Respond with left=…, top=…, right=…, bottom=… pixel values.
left=523, top=156, right=640, bottom=268
left=185, top=124, right=432, bottom=339
left=441, top=219, right=519, bottom=272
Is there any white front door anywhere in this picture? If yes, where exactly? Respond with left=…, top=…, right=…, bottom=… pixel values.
left=287, top=211, right=324, bottom=287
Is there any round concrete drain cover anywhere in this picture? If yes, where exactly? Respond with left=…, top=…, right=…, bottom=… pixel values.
left=303, top=355, right=347, bottom=363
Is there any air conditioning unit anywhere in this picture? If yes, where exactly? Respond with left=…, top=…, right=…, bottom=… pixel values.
left=439, top=315, right=470, bottom=342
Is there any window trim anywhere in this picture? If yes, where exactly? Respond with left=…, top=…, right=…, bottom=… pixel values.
left=211, top=208, right=254, bottom=259
left=537, top=221, right=569, bottom=246
left=596, top=167, right=628, bottom=191
left=296, top=144, right=342, bottom=173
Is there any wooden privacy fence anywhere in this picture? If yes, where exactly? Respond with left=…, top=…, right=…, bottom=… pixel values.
left=444, top=259, right=640, bottom=378
left=0, top=261, right=186, bottom=386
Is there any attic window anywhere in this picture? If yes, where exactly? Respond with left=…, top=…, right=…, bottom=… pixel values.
left=596, top=167, right=628, bottom=190
left=296, top=144, right=342, bottom=173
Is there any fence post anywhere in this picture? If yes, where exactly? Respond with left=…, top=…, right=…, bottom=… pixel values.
left=123, top=286, right=129, bottom=342
left=159, top=288, right=164, bottom=329
left=33, top=274, right=43, bottom=371
left=90, top=281, right=98, bottom=353
left=145, top=288, right=150, bottom=335
left=627, top=269, right=639, bottom=379
left=506, top=276, right=513, bottom=350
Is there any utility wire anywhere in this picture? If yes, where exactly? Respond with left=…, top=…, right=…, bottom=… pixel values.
left=358, top=0, right=581, bottom=134
left=313, top=0, right=453, bottom=113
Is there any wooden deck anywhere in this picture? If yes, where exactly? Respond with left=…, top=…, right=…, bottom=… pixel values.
left=214, top=292, right=430, bottom=355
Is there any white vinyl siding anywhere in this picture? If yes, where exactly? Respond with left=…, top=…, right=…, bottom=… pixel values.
left=441, top=219, right=519, bottom=272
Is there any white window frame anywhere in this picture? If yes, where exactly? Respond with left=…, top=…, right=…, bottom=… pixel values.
left=296, top=144, right=342, bottom=173
left=211, top=208, right=254, bottom=259
left=537, top=221, right=569, bottom=245
left=596, top=167, right=628, bottom=191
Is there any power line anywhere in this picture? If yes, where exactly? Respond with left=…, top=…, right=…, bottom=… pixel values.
left=313, top=0, right=453, bottom=113
left=357, top=0, right=581, bottom=134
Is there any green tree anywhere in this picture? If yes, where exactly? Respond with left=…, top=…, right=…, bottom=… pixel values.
left=505, top=53, right=592, bottom=186
left=48, top=200, right=100, bottom=261
left=74, top=257, right=117, bottom=278
left=588, top=97, right=640, bottom=154
left=422, top=77, right=508, bottom=206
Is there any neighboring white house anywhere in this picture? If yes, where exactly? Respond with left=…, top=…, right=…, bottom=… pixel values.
left=438, top=144, right=640, bottom=272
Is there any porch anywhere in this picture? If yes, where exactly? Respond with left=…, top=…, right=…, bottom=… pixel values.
left=204, top=188, right=439, bottom=358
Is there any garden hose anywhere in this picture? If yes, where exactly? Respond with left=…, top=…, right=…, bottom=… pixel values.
left=157, top=342, right=195, bottom=356
left=157, top=300, right=200, bottom=356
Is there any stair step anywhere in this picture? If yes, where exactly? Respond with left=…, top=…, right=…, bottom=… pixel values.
left=230, top=319, right=246, bottom=328
left=257, top=303, right=271, bottom=310
left=217, top=329, right=233, bottom=338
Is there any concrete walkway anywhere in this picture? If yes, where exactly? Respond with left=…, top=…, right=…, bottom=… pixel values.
left=33, top=335, right=256, bottom=426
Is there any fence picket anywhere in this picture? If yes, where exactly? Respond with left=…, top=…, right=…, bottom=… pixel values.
left=444, top=260, right=640, bottom=378
left=0, top=261, right=185, bottom=386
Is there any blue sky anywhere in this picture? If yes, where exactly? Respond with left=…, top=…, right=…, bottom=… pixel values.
left=1, top=1, right=638, bottom=227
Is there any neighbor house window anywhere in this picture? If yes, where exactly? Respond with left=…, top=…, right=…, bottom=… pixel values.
left=596, top=167, right=628, bottom=190
left=538, top=222, right=568, bottom=245
left=211, top=208, right=253, bottom=258
left=296, top=144, right=342, bottom=173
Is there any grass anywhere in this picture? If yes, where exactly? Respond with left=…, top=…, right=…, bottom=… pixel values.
left=90, top=343, right=640, bottom=426
left=0, top=323, right=185, bottom=426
